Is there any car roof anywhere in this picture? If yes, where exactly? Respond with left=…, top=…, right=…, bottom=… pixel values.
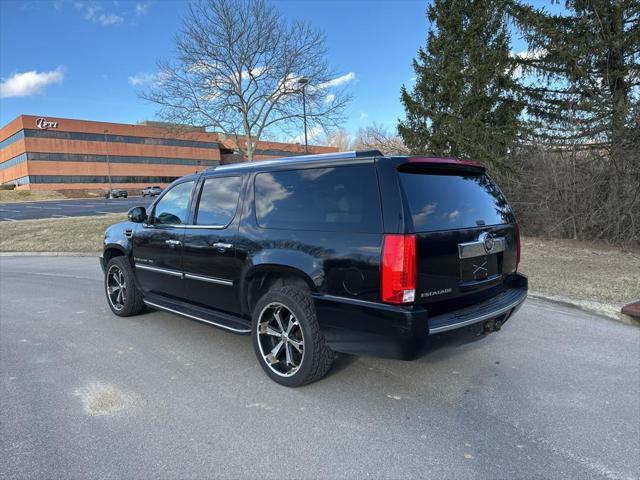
left=201, top=150, right=485, bottom=177
left=206, top=150, right=383, bottom=175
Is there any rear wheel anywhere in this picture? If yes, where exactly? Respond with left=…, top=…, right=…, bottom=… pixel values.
left=252, top=286, right=333, bottom=387
left=105, top=257, right=145, bottom=317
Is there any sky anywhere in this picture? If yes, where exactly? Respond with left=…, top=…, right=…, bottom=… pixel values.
left=0, top=0, right=547, bottom=141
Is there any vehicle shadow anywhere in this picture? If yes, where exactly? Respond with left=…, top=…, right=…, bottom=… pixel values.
left=413, top=323, right=493, bottom=363
left=326, top=324, right=494, bottom=379
left=326, top=352, right=360, bottom=378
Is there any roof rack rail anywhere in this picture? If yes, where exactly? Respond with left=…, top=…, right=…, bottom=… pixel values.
left=214, top=150, right=383, bottom=171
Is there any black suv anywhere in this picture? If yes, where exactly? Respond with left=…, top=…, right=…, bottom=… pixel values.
left=101, top=151, right=527, bottom=386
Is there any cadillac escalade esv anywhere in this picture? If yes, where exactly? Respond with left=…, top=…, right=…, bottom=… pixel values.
left=101, top=150, right=527, bottom=386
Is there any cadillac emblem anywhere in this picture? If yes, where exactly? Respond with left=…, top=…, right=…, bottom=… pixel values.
left=479, top=232, right=495, bottom=254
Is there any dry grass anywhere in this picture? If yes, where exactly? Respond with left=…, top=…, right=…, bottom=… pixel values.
left=0, top=214, right=124, bottom=253
left=520, top=236, right=640, bottom=306
left=0, top=189, right=109, bottom=203
left=1, top=216, right=638, bottom=308
left=0, top=190, right=67, bottom=203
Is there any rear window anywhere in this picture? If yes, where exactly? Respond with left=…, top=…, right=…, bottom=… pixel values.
left=254, top=165, right=382, bottom=233
left=399, top=172, right=513, bottom=232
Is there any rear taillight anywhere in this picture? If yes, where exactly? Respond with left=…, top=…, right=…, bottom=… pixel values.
left=514, top=224, right=521, bottom=271
left=381, top=234, right=416, bottom=304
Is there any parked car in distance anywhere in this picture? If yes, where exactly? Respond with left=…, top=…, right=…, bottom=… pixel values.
left=105, top=188, right=128, bottom=199
left=101, top=150, right=528, bottom=386
left=142, top=185, right=163, bottom=197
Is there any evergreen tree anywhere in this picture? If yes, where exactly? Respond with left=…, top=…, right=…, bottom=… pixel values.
left=398, top=0, right=522, bottom=168
left=510, top=0, right=639, bottom=159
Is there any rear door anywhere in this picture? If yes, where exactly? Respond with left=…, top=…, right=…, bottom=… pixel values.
left=397, top=164, right=518, bottom=306
left=181, top=175, right=244, bottom=314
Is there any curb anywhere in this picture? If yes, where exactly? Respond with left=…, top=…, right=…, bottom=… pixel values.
left=0, top=252, right=98, bottom=257
left=529, top=291, right=639, bottom=327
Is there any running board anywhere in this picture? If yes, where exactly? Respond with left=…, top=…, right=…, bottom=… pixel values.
left=143, top=295, right=251, bottom=335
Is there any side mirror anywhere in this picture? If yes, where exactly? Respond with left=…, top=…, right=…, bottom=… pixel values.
left=128, top=206, right=147, bottom=223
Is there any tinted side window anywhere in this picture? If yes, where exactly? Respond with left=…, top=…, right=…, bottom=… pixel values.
left=399, top=172, right=514, bottom=232
left=196, top=176, right=242, bottom=226
left=153, top=181, right=194, bottom=225
left=254, top=165, right=382, bottom=233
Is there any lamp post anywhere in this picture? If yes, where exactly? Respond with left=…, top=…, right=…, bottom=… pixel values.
left=103, top=130, right=113, bottom=193
left=297, top=77, right=309, bottom=153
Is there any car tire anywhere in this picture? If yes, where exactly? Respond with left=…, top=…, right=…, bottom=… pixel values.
left=252, top=286, right=334, bottom=387
left=105, top=256, right=145, bottom=317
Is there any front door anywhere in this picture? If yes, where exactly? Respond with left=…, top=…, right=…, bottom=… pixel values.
left=181, top=175, right=244, bottom=314
left=132, top=180, right=196, bottom=299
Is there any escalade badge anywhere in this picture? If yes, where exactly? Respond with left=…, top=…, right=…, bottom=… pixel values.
left=479, top=232, right=495, bottom=254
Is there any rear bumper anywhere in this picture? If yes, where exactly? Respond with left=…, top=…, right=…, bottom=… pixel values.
left=313, top=273, right=528, bottom=359
left=427, top=274, right=527, bottom=334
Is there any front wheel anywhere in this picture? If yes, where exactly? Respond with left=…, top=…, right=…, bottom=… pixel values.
left=252, top=286, right=334, bottom=387
left=105, top=256, right=145, bottom=317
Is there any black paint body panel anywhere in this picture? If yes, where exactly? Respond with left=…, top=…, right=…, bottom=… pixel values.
left=101, top=154, right=528, bottom=359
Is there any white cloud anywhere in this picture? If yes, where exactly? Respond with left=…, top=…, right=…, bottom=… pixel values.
left=324, top=93, right=336, bottom=104
left=511, top=48, right=547, bottom=78
left=0, top=68, right=64, bottom=98
left=289, top=125, right=323, bottom=144
left=128, top=72, right=159, bottom=86
left=135, top=2, right=151, bottom=16
left=74, top=1, right=124, bottom=26
left=319, top=72, right=356, bottom=89
left=359, top=111, right=369, bottom=121
left=513, top=48, right=547, bottom=61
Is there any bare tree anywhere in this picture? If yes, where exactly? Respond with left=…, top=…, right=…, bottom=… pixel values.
left=318, top=129, right=353, bottom=151
left=353, top=123, right=410, bottom=155
left=142, top=0, right=351, bottom=160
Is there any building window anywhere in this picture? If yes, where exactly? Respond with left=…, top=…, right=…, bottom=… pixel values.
left=26, top=152, right=217, bottom=166
left=27, top=175, right=181, bottom=184
left=0, top=130, right=25, bottom=150
left=2, top=175, right=30, bottom=186
left=0, top=153, right=27, bottom=170
left=23, top=129, right=219, bottom=149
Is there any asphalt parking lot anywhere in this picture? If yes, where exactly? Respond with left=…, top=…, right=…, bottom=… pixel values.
left=1, top=256, right=639, bottom=479
left=0, top=197, right=151, bottom=222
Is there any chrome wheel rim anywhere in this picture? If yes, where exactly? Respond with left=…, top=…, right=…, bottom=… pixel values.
left=257, top=303, right=304, bottom=377
left=106, top=265, right=127, bottom=311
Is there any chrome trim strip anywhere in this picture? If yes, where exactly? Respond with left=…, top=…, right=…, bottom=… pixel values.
left=143, top=300, right=250, bottom=334
left=311, top=293, right=407, bottom=312
left=183, top=224, right=227, bottom=230
left=428, top=294, right=526, bottom=334
left=184, top=273, right=233, bottom=286
left=214, top=152, right=374, bottom=171
left=458, top=237, right=506, bottom=259
left=135, top=264, right=183, bottom=277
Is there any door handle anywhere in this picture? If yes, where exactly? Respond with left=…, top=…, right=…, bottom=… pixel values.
left=165, top=239, right=182, bottom=247
left=211, top=242, right=233, bottom=250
